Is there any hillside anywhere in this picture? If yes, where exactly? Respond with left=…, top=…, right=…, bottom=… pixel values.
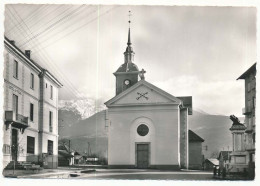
left=58, top=105, right=242, bottom=159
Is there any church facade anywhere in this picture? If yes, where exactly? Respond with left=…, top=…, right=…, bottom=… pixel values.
left=105, top=26, right=192, bottom=170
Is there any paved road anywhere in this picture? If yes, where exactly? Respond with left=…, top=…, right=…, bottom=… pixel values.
left=75, top=169, right=215, bottom=180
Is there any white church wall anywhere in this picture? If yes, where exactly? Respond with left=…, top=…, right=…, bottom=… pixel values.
left=108, top=105, right=180, bottom=167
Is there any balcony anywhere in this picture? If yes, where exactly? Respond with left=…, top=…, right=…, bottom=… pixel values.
left=242, top=107, right=252, bottom=115
left=5, top=111, right=29, bottom=133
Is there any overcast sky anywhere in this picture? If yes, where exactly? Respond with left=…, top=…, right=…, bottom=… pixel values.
left=4, top=4, right=256, bottom=116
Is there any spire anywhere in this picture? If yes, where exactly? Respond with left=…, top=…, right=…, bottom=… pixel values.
left=127, top=28, right=131, bottom=46
left=127, top=11, right=131, bottom=45
left=124, top=10, right=134, bottom=63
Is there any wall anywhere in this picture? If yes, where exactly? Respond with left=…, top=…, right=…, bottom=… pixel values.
left=108, top=105, right=180, bottom=169
left=3, top=47, right=40, bottom=168
left=180, top=108, right=188, bottom=169
left=189, top=142, right=202, bottom=170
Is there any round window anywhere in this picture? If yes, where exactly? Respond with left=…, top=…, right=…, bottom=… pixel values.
left=137, top=124, right=149, bottom=136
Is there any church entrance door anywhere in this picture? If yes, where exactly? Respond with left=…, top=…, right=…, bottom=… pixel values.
left=136, top=143, right=149, bottom=169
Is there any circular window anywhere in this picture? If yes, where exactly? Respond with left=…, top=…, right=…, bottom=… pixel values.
left=137, top=124, right=149, bottom=136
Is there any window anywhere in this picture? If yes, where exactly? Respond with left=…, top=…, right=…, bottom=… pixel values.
left=13, top=60, right=18, bottom=79
left=137, top=124, right=149, bottom=136
left=27, top=136, right=35, bottom=154
left=13, top=94, right=18, bottom=114
left=49, top=111, right=53, bottom=132
left=47, top=140, right=53, bottom=155
left=46, top=83, right=47, bottom=88
left=50, top=85, right=53, bottom=99
left=30, top=73, right=34, bottom=89
left=30, top=103, right=34, bottom=121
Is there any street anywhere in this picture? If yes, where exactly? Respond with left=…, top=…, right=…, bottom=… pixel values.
left=73, top=169, right=214, bottom=180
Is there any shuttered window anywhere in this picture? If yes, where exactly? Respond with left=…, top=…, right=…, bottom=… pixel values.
left=27, top=136, right=35, bottom=154
left=30, top=103, right=34, bottom=121
left=49, top=111, right=53, bottom=132
left=30, top=73, right=34, bottom=89
left=48, top=140, right=53, bottom=155
left=13, top=60, right=18, bottom=79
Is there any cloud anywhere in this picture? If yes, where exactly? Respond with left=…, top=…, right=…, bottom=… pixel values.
left=153, top=75, right=244, bottom=116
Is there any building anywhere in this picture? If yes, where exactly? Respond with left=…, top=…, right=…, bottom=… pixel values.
left=3, top=37, right=62, bottom=169
left=204, top=158, right=219, bottom=171
left=218, top=151, right=231, bottom=172
left=188, top=130, right=204, bottom=170
left=104, top=23, right=192, bottom=169
left=236, top=63, right=256, bottom=178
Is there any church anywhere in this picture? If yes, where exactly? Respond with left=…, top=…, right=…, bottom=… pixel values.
left=104, top=19, right=193, bottom=170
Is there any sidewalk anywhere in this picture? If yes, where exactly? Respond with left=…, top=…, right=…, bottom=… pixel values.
left=3, top=167, right=95, bottom=178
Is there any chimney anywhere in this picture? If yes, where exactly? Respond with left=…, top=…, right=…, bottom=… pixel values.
left=10, top=40, right=15, bottom=45
left=25, top=50, right=31, bottom=59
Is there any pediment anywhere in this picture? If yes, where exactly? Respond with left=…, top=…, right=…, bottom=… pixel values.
left=105, top=80, right=181, bottom=107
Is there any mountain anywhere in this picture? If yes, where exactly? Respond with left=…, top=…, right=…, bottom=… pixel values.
left=58, top=100, right=243, bottom=159
left=59, top=99, right=106, bottom=119
left=189, top=111, right=233, bottom=158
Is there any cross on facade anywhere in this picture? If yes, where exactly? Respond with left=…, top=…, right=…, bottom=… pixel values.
left=139, top=68, right=146, bottom=80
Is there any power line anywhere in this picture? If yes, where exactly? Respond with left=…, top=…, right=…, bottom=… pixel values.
left=31, top=6, right=97, bottom=53
left=34, top=6, right=118, bottom=54
left=13, top=5, right=72, bottom=44
left=23, top=5, right=95, bottom=51
left=6, top=7, right=83, bottom=99
left=6, top=8, right=77, bottom=99
left=5, top=5, right=46, bottom=34
left=19, top=4, right=86, bottom=47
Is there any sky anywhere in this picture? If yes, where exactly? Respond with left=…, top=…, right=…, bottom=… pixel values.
left=3, top=4, right=257, bottom=117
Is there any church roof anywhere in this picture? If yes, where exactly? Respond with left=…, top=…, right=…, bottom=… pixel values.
left=237, top=62, right=256, bottom=80
left=189, top=130, right=204, bottom=142
left=116, top=62, right=139, bottom=72
left=104, top=79, right=183, bottom=107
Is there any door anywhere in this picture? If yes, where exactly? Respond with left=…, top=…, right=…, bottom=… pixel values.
left=136, top=144, right=149, bottom=169
left=11, top=129, right=18, bottom=161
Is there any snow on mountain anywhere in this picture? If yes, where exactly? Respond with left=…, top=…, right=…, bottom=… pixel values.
left=59, top=99, right=106, bottom=119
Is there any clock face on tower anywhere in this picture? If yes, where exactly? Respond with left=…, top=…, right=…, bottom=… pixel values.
left=124, top=79, right=130, bottom=85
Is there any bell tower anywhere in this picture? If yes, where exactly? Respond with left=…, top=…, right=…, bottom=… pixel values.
left=114, top=11, right=144, bottom=95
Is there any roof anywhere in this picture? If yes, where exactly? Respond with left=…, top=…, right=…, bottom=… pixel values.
left=58, top=150, right=74, bottom=158
left=218, top=151, right=232, bottom=161
left=189, top=130, right=205, bottom=142
left=115, top=62, right=139, bottom=72
left=237, top=63, right=256, bottom=80
left=104, top=79, right=182, bottom=107
left=4, top=36, right=63, bottom=87
left=177, top=96, right=193, bottom=115
left=205, top=159, right=219, bottom=166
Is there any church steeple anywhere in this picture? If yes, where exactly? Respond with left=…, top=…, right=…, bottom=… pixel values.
left=127, top=28, right=131, bottom=45
left=114, top=11, right=142, bottom=95
left=124, top=11, right=135, bottom=63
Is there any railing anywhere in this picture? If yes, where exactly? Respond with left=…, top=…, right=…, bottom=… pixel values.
left=16, top=113, right=29, bottom=125
left=5, top=111, right=28, bottom=125
left=5, top=111, right=29, bottom=131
